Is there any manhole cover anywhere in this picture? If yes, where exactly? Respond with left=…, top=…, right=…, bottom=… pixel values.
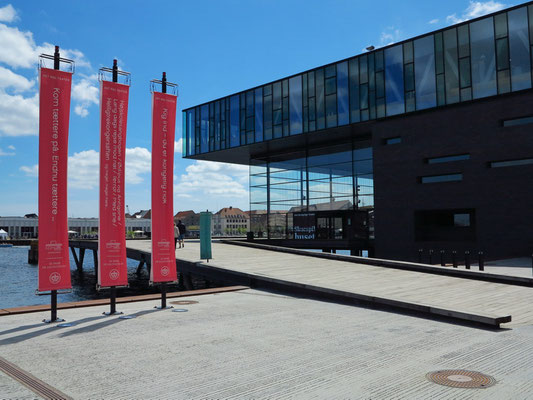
left=426, top=370, right=496, bottom=389
left=170, top=300, right=198, bottom=305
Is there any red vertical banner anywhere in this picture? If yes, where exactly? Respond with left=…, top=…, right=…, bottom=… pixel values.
left=38, top=68, right=73, bottom=292
left=98, top=80, right=129, bottom=288
left=151, top=92, right=178, bottom=283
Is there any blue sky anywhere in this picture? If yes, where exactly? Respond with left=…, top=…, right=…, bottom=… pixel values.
left=0, top=0, right=516, bottom=217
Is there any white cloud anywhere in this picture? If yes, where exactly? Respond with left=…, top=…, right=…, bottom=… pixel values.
left=429, top=19, right=439, bottom=24
left=174, top=138, right=182, bottom=154
left=0, top=91, right=38, bottom=136
left=176, top=160, right=249, bottom=198
left=7, top=145, right=15, bottom=150
left=0, top=65, right=33, bottom=91
left=446, top=1, right=505, bottom=24
left=380, top=27, right=402, bottom=46
left=0, top=4, right=18, bottom=23
left=72, top=74, right=98, bottom=117
left=21, top=147, right=152, bottom=189
left=0, top=146, right=15, bottom=156
left=20, top=164, right=37, bottom=176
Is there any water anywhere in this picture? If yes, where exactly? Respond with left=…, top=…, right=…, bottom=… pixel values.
left=0, top=246, right=193, bottom=309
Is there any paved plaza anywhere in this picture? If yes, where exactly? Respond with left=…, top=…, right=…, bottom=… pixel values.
left=1, top=289, right=533, bottom=399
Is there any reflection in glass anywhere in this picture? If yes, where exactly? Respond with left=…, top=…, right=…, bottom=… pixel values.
left=316, top=69, right=325, bottom=130
left=337, top=61, right=349, bottom=126
left=289, top=76, right=303, bottom=135
left=230, top=95, right=239, bottom=147
left=349, top=58, right=360, bottom=123
left=385, top=45, right=404, bottom=116
left=444, top=28, right=460, bottom=104
left=200, top=105, right=209, bottom=153
left=508, top=7, right=531, bottom=91
left=470, top=17, right=497, bottom=99
left=414, top=35, right=436, bottom=110
left=255, top=88, right=263, bottom=142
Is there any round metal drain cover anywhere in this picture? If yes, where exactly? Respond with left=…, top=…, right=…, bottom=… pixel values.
left=426, top=370, right=496, bottom=389
left=170, top=300, right=198, bottom=305
left=172, top=308, right=188, bottom=313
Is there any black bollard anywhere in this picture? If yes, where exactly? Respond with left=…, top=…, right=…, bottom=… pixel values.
left=478, top=251, right=484, bottom=271
left=452, top=251, right=458, bottom=268
left=429, top=249, right=434, bottom=265
left=465, top=251, right=471, bottom=270
left=418, top=249, right=423, bottom=263
left=440, top=250, right=445, bottom=266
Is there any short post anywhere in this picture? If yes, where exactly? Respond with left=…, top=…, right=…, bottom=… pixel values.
left=418, top=249, right=423, bottom=263
left=478, top=251, right=484, bottom=271
left=429, top=249, right=434, bottom=265
left=51, top=289, right=58, bottom=321
left=161, top=282, right=167, bottom=309
left=440, top=250, right=445, bottom=266
left=452, top=251, right=458, bottom=268
left=465, top=251, right=471, bottom=270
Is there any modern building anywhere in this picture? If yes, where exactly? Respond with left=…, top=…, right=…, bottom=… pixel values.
left=212, top=207, right=250, bottom=236
left=182, top=3, right=533, bottom=261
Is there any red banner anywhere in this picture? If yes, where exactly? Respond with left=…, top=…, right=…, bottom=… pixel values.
left=38, top=68, right=73, bottom=292
left=150, top=92, right=178, bottom=283
left=98, top=80, right=129, bottom=288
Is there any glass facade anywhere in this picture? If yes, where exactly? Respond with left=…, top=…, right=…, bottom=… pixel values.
left=249, top=143, right=373, bottom=239
left=183, top=4, right=533, bottom=157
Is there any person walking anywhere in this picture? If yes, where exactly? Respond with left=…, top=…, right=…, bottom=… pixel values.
left=174, top=223, right=180, bottom=250
left=177, top=219, right=186, bottom=248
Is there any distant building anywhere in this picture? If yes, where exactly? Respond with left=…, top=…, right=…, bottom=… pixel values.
left=131, top=209, right=151, bottom=219
left=212, top=207, right=250, bottom=236
left=0, top=216, right=151, bottom=239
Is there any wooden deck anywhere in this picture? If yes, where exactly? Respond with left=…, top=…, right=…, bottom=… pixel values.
left=109, top=239, right=532, bottom=328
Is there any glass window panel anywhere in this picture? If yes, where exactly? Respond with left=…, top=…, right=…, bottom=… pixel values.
left=490, top=158, right=533, bottom=167
left=444, top=28, right=460, bottom=104
left=264, top=84, right=272, bottom=96
left=187, top=109, right=195, bottom=156
left=508, top=7, right=532, bottom=91
left=308, top=71, right=315, bottom=96
left=308, top=96, right=315, bottom=121
left=376, top=97, right=385, bottom=118
left=336, top=61, right=349, bottom=126
left=200, top=104, right=209, bottom=153
left=494, top=13, right=508, bottom=39
left=435, top=32, right=444, bottom=75
left=420, top=174, right=462, bottom=183
left=316, top=68, right=325, bottom=130
left=289, top=75, right=303, bottom=135
left=470, top=17, right=497, bottom=99
left=503, top=115, right=533, bottom=126
left=496, top=38, right=510, bottom=70
left=437, top=74, right=446, bottom=105
left=273, top=109, right=282, bottom=125
left=460, top=58, right=471, bottom=87
left=403, top=41, right=414, bottom=64
left=255, top=88, right=263, bottom=142
left=360, top=55, right=368, bottom=83
left=325, top=65, right=336, bottom=78
left=360, top=83, right=369, bottom=109
left=230, top=95, right=239, bottom=147
left=427, top=154, right=470, bottom=164
left=263, top=94, right=272, bottom=140
left=273, top=82, right=282, bottom=109
left=414, top=35, right=437, bottom=110
left=246, top=90, right=254, bottom=117
left=385, top=45, right=405, bottom=116
left=461, top=87, right=472, bottom=101
left=375, top=50, right=384, bottom=71
left=376, top=71, right=385, bottom=98
left=325, top=77, right=336, bottom=95
left=282, top=79, right=289, bottom=96
left=384, top=137, right=401, bottom=145
left=498, top=69, right=511, bottom=93
left=404, top=63, right=415, bottom=92
left=354, top=147, right=372, bottom=160
left=368, top=53, right=375, bottom=91
left=325, top=94, right=337, bottom=128
left=361, top=109, right=369, bottom=121
left=274, top=124, right=282, bottom=138
left=458, top=25, right=470, bottom=58
left=405, top=91, right=415, bottom=112
left=349, top=58, right=360, bottom=123
left=530, top=5, right=533, bottom=43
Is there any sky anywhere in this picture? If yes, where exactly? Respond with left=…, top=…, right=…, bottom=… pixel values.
left=0, top=0, right=517, bottom=217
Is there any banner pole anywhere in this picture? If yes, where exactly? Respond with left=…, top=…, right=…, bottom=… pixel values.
left=108, top=59, right=118, bottom=316
left=160, top=71, right=167, bottom=310
left=49, top=45, right=60, bottom=323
